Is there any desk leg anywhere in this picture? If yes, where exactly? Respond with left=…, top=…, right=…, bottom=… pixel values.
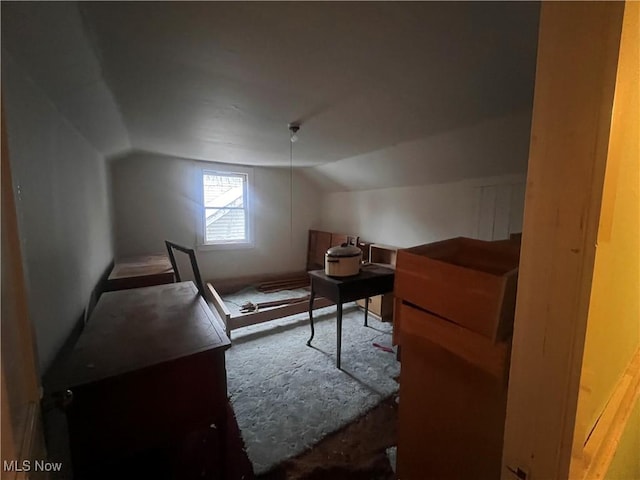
left=306, top=289, right=315, bottom=346
left=337, top=302, right=343, bottom=369
left=364, top=297, right=369, bottom=327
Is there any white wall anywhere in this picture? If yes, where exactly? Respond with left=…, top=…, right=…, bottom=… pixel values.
left=314, top=110, right=531, bottom=247
left=110, top=152, right=322, bottom=280
left=320, top=174, right=526, bottom=248
left=307, top=111, right=531, bottom=192
left=2, top=53, right=114, bottom=372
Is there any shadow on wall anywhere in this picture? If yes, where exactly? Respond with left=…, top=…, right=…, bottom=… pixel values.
left=320, top=174, right=526, bottom=249
left=302, top=110, right=532, bottom=193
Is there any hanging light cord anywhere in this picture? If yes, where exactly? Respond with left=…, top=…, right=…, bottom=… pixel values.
left=288, top=123, right=299, bottom=245
left=290, top=131, right=293, bottom=244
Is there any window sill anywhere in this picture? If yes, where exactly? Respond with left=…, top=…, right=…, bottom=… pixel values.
left=197, top=242, right=254, bottom=252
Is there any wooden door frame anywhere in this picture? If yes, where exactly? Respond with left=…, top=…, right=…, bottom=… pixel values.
left=501, top=3, right=626, bottom=479
left=1, top=101, right=47, bottom=476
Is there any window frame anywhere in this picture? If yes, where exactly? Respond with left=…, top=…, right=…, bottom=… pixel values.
left=198, top=165, right=254, bottom=251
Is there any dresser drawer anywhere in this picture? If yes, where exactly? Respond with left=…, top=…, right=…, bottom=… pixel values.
left=395, top=237, right=519, bottom=341
left=397, top=302, right=511, bottom=479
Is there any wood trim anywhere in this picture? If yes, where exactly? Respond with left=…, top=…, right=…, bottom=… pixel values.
left=496, top=269, right=519, bottom=342
left=1, top=103, right=41, bottom=399
left=1, top=371, right=17, bottom=480
left=1, top=100, right=46, bottom=472
left=16, top=402, right=47, bottom=480
left=573, top=348, right=640, bottom=479
left=501, top=3, right=625, bottom=479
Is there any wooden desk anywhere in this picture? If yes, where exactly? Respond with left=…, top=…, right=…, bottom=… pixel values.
left=106, top=254, right=174, bottom=291
left=57, top=281, right=231, bottom=477
left=307, top=264, right=395, bottom=368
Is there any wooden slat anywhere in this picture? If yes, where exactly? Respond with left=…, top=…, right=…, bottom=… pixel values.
left=206, top=282, right=232, bottom=338
left=230, top=297, right=333, bottom=330
left=208, top=270, right=309, bottom=295
left=256, top=276, right=309, bottom=287
left=250, top=296, right=311, bottom=310
left=257, top=283, right=310, bottom=293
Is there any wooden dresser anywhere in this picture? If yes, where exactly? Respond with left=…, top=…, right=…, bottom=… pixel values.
left=55, top=281, right=231, bottom=478
left=394, top=237, right=520, bottom=479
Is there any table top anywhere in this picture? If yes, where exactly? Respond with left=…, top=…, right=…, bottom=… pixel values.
left=308, top=264, right=395, bottom=303
left=108, top=254, right=174, bottom=280
left=308, top=263, right=395, bottom=285
left=58, top=282, right=230, bottom=389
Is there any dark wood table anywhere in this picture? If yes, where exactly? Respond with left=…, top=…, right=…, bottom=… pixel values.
left=307, top=264, right=395, bottom=368
left=57, top=281, right=231, bottom=478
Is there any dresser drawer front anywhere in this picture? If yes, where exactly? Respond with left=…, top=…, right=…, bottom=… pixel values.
left=66, top=350, right=227, bottom=471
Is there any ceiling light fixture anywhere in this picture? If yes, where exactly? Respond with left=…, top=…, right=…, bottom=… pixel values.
left=289, top=122, right=300, bottom=143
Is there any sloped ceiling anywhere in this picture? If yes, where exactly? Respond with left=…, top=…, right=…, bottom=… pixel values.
left=2, top=2, right=539, bottom=183
left=1, top=2, right=130, bottom=157
left=310, top=111, right=533, bottom=191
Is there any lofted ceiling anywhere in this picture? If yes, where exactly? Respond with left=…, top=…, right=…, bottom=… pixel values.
left=2, top=2, right=539, bottom=171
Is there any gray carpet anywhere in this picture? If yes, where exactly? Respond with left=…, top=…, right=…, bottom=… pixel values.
left=223, top=291, right=400, bottom=475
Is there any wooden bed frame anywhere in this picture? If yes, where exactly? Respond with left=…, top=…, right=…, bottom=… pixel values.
left=163, top=239, right=335, bottom=340
left=206, top=282, right=333, bottom=339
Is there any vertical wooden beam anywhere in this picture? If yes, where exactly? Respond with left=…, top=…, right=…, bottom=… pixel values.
left=501, top=2, right=625, bottom=479
left=1, top=102, right=46, bottom=472
left=571, top=1, right=640, bottom=477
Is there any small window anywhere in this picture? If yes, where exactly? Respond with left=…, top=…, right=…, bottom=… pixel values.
left=202, top=170, right=251, bottom=246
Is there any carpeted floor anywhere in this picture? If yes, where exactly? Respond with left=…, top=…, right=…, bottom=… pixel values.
left=223, top=292, right=400, bottom=476
left=259, top=397, right=398, bottom=480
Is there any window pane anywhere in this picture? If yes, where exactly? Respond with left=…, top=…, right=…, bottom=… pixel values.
left=205, top=208, right=246, bottom=243
left=203, top=174, right=244, bottom=208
